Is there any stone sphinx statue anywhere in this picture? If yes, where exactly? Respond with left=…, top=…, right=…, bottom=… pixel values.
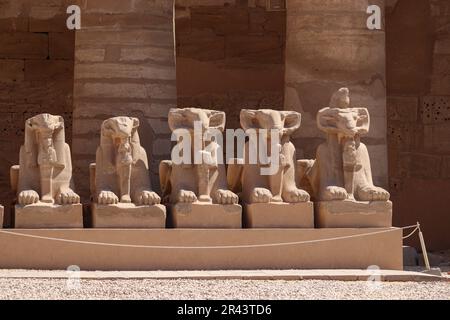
left=228, top=109, right=314, bottom=228
left=160, top=108, right=241, bottom=228
left=298, top=88, right=392, bottom=227
left=10, top=114, right=83, bottom=228
left=90, top=116, right=165, bottom=228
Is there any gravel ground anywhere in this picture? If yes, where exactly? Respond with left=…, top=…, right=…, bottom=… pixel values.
left=0, top=278, right=448, bottom=300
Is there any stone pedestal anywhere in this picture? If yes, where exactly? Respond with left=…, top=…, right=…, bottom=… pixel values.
left=0, top=205, right=3, bottom=229
left=168, top=203, right=242, bottom=229
left=91, top=204, right=166, bottom=228
left=315, top=200, right=393, bottom=228
left=14, top=203, right=83, bottom=229
left=0, top=228, right=403, bottom=270
left=244, top=202, right=314, bottom=228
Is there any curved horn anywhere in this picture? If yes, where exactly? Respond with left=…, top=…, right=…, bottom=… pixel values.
left=281, top=111, right=302, bottom=136
left=207, top=110, right=226, bottom=132
left=240, top=109, right=258, bottom=131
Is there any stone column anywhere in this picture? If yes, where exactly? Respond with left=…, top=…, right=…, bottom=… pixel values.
left=284, top=0, right=388, bottom=187
left=72, top=0, right=177, bottom=199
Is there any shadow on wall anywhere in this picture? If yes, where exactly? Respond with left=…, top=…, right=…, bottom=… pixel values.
left=0, top=0, right=76, bottom=227
left=386, top=0, right=450, bottom=250
left=175, top=1, right=287, bottom=130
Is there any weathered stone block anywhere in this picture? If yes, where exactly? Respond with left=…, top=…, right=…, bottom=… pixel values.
left=15, top=204, right=83, bottom=229
left=168, top=203, right=242, bottom=229
left=85, top=0, right=135, bottom=14
left=442, top=156, right=450, bottom=178
left=0, top=33, right=48, bottom=59
left=0, top=17, right=28, bottom=31
left=423, top=124, right=450, bottom=154
left=25, top=60, right=74, bottom=81
left=410, top=152, right=442, bottom=179
left=75, top=63, right=175, bottom=81
left=75, top=49, right=105, bottom=62
left=315, top=201, right=393, bottom=228
left=421, top=96, right=450, bottom=124
left=0, top=60, right=24, bottom=83
left=49, top=32, right=75, bottom=60
left=92, top=204, right=166, bottom=228
left=244, top=202, right=314, bottom=228
left=388, top=96, right=419, bottom=122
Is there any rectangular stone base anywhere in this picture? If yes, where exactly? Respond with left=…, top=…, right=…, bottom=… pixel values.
left=14, top=203, right=83, bottom=229
left=0, top=228, right=403, bottom=270
left=0, top=205, right=3, bottom=229
left=244, top=202, right=314, bottom=228
left=315, top=200, right=393, bottom=228
left=91, top=204, right=166, bottom=228
left=168, top=203, right=242, bottom=228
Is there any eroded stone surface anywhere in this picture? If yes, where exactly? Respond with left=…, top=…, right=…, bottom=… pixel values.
left=169, top=203, right=242, bottom=229
left=160, top=108, right=241, bottom=228
left=90, top=116, right=163, bottom=228
left=299, top=89, right=391, bottom=228
left=14, top=203, right=83, bottom=229
left=11, top=114, right=82, bottom=228
left=244, top=202, right=314, bottom=228
left=92, top=204, right=166, bottom=229
left=228, top=109, right=313, bottom=228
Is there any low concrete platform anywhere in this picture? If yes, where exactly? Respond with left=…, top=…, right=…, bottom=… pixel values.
left=0, top=228, right=402, bottom=270
left=0, top=269, right=445, bottom=282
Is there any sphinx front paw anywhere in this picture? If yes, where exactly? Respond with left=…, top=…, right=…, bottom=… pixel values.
left=56, top=189, right=81, bottom=205
left=250, top=188, right=272, bottom=203
left=321, top=186, right=348, bottom=201
left=215, top=189, right=239, bottom=205
left=98, top=191, right=119, bottom=205
left=177, top=190, right=197, bottom=203
left=137, top=191, right=161, bottom=205
left=18, top=190, right=40, bottom=205
left=357, top=186, right=390, bottom=201
left=283, top=189, right=310, bottom=203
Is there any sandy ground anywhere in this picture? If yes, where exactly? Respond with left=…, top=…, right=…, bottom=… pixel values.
left=0, top=278, right=448, bottom=300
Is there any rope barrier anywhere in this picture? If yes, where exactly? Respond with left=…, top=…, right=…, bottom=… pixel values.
left=402, top=226, right=419, bottom=240
left=0, top=224, right=419, bottom=250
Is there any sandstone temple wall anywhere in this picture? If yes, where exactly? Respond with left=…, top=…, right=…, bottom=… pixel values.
left=386, top=0, right=450, bottom=250
left=175, top=0, right=286, bottom=130
left=0, top=0, right=75, bottom=222
left=284, top=0, right=388, bottom=189
left=0, top=0, right=449, bottom=250
left=72, top=0, right=177, bottom=199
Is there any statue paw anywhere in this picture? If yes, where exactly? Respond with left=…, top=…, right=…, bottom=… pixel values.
left=283, top=189, right=310, bottom=203
left=18, top=190, right=40, bottom=205
left=250, top=188, right=273, bottom=203
left=357, top=186, right=390, bottom=201
left=56, top=189, right=81, bottom=205
left=137, top=191, right=161, bottom=205
left=177, top=190, right=197, bottom=203
left=98, top=191, right=119, bottom=205
left=215, top=189, right=239, bottom=205
left=322, top=186, right=348, bottom=201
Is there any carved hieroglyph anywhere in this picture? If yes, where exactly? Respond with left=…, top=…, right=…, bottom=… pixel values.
left=11, top=114, right=82, bottom=228
left=90, top=117, right=165, bottom=228
left=228, top=109, right=314, bottom=228
left=298, top=88, right=392, bottom=227
left=160, top=108, right=241, bottom=228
